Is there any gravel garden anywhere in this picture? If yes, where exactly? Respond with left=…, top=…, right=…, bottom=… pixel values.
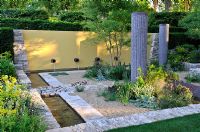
left=0, top=0, right=200, bottom=132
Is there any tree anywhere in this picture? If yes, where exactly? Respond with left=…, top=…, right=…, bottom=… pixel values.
left=83, top=0, right=152, bottom=66
left=179, top=0, right=200, bottom=39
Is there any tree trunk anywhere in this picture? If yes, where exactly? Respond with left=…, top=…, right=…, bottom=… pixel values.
left=165, top=0, right=172, bottom=12
left=153, top=0, right=158, bottom=11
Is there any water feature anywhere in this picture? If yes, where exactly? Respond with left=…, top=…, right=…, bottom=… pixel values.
left=42, top=96, right=85, bottom=127
left=29, top=73, right=48, bottom=88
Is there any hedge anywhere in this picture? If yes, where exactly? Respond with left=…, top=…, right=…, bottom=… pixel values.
left=59, top=11, right=90, bottom=22
left=169, top=32, right=200, bottom=49
left=148, top=26, right=186, bottom=33
left=0, top=9, right=49, bottom=20
left=0, top=18, right=84, bottom=31
left=149, top=12, right=187, bottom=27
left=0, top=27, right=14, bottom=55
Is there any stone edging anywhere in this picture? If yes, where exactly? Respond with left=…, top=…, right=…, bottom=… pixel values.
left=47, top=104, right=200, bottom=132
left=30, top=89, right=60, bottom=130
left=16, top=70, right=31, bottom=88
left=59, top=92, right=104, bottom=122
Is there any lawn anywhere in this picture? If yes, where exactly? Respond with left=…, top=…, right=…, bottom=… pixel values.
left=107, top=113, right=200, bottom=132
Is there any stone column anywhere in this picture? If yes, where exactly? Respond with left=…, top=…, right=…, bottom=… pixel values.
left=159, top=24, right=169, bottom=65
left=131, top=12, right=148, bottom=82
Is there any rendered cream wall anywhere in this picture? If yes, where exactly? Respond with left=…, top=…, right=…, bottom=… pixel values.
left=23, top=30, right=133, bottom=71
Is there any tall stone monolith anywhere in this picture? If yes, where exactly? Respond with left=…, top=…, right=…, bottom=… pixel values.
left=159, top=24, right=169, bottom=65
left=131, top=12, right=148, bottom=82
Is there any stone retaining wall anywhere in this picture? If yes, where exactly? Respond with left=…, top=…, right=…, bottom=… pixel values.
left=183, top=62, right=200, bottom=71
left=13, top=30, right=29, bottom=73
left=47, top=104, right=200, bottom=132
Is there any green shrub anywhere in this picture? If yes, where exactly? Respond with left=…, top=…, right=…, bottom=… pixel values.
left=149, top=12, right=187, bottom=27
left=109, top=64, right=126, bottom=80
left=0, top=27, right=14, bottom=55
left=0, top=9, right=49, bottom=20
left=59, top=11, right=88, bottom=22
left=0, top=110, right=46, bottom=132
left=84, top=63, right=130, bottom=81
left=185, top=72, right=200, bottom=83
left=158, top=84, right=193, bottom=109
left=0, top=75, right=46, bottom=131
left=169, top=33, right=200, bottom=49
left=75, top=85, right=85, bottom=92
left=0, top=52, right=16, bottom=77
left=168, top=44, right=200, bottom=71
left=0, top=18, right=84, bottom=31
left=97, top=89, right=117, bottom=101
left=115, top=82, right=133, bottom=104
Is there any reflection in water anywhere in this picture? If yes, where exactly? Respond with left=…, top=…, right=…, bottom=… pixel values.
left=43, top=96, right=85, bottom=127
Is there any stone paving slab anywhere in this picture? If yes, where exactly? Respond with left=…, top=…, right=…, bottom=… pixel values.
left=39, top=73, right=64, bottom=87
left=59, top=92, right=104, bottom=122
left=47, top=104, right=200, bottom=132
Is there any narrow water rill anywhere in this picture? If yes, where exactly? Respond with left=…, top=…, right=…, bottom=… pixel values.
left=42, top=96, right=85, bottom=127
left=29, top=73, right=48, bottom=88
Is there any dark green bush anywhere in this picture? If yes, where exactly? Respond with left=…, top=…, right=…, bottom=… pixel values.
left=109, top=64, right=126, bottom=80
left=158, top=85, right=193, bottom=109
left=59, top=11, right=88, bottom=22
left=168, top=44, right=200, bottom=71
left=0, top=18, right=84, bottom=31
left=169, top=33, right=200, bottom=49
left=149, top=12, right=187, bottom=27
left=0, top=9, right=49, bottom=20
left=0, top=52, right=16, bottom=77
left=0, top=27, right=14, bottom=55
left=148, top=26, right=186, bottom=33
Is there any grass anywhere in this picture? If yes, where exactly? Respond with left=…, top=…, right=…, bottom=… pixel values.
left=107, top=113, right=200, bottom=132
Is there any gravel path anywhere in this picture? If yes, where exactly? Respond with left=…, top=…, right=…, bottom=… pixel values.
left=71, top=90, right=149, bottom=118
left=53, top=70, right=149, bottom=118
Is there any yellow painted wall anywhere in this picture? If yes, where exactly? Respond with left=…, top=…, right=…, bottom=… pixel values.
left=23, top=30, right=151, bottom=71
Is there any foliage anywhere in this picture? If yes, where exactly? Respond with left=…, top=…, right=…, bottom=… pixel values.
left=75, top=85, right=85, bottom=92
left=109, top=64, right=127, bottom=81
left=0, top=27, right=14, bottom=55
left=82, top=0, right=151, bottom=65
left=0, top=110, right=46, bottom=132
left=59, top=11, right=88, bottom=22
left=185, top=72, right=200, bottom=83
left=115, top=82, right=133, bottom=105
left=0, top=52, right=16, bottom=77
left=158, top=84, right=193, bottom=109
left=84, top=63, right=130, bottom=81
left=0, top=18, right=83, bottom=31
left=0, top=75, right=27, bottom=115
left=179, top=0, right=200, bottom=39
left=0, top=75, right=46, bottom=131
left=0, top=9, right=49, bottom=20
left=149, top=12, right=187, bottom=27
left=97, top=89, right=116, bottom=101
left=168, top=44, right=200, bottom=71
left=168, top=32, right=200, bottom=49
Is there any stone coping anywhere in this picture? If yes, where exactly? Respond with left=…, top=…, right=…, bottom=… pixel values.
left=30, top=89, right=60, bottom=130
left=183, top=62, right=200, bottom=71
left=47, top=104, right=200, bottom=132
left=39, top=73, right=65, bottom=87
left=16, top=70, right=31, bottom=88
left=59, top=92, right=104, bottom=122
